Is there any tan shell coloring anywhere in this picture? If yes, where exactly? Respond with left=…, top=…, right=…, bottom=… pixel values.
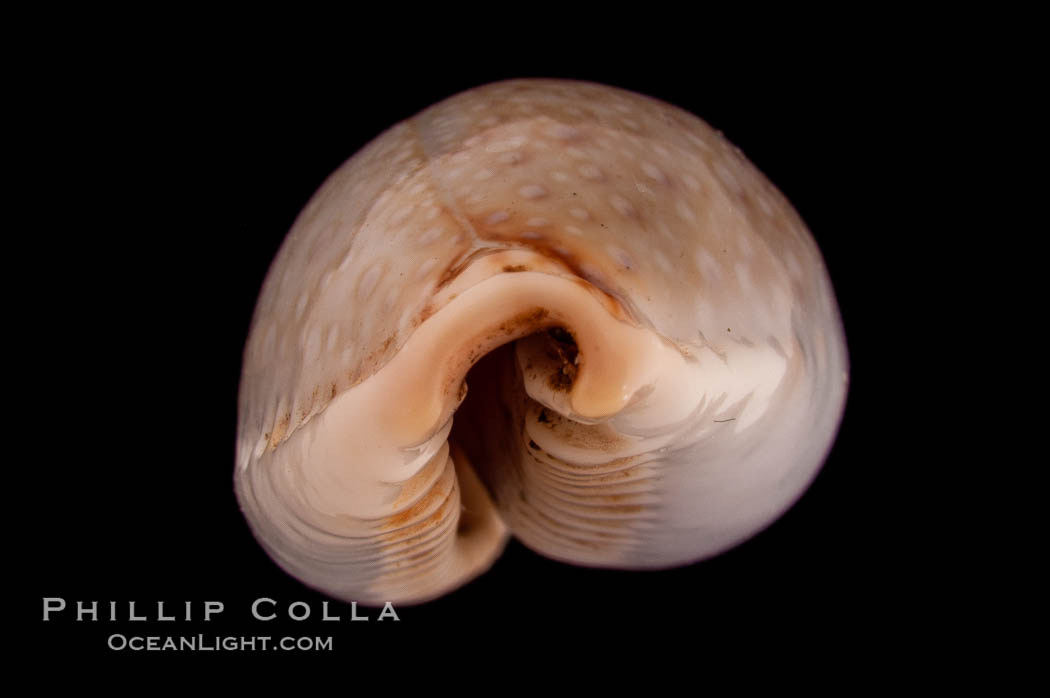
left=234, top=79, right=849, bottom=604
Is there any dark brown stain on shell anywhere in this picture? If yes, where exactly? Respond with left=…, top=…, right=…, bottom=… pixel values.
left=544, top=327, right=579, bottom=391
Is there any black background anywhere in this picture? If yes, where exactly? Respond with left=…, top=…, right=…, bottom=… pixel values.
left=22, top=32, right=923, bottom=661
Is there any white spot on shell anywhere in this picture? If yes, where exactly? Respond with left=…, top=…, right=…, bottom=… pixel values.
left=687, top=132, right=711, bottom=150
left=390, top=205, right=414, bottom=226
left=251, top=435, right=266, bottom=461
left=578, top=164, right=602, bottom=180
left=304, top=325, right=322, bottom=363
left=738, top=234, right=754, bottom=258
left=758, top=195, right=774, bottom=216
left=609, top=194, right=636, bottom=217
left=714, top=160, right=743, bottom=194
left=325, top=326, right=340, bottom=353
left=654, top=251, right=673, bottom=273
left=418, top=227, right=444, bottom=245
left=735, top=262, right=752, bottom=293
left=651, top=144, right=671, bottom=160
left=519, top=184, right=547, bottom=199
left=547, top=124, right=579, bottom=140
left=383, top=284, right=400, bottom=311
left=415, top=257, right=438, bottom=280
left=295, top=292, right=309, bottom=320
left=338, top=248, right=356, bottom=273
left=675, top=199, right=696, bottom=223
left=486, top=211, right=510, bottom=225
left=608, top=245, right=634, bottom=269
left=358, top=266, right=381, bottom=300
left=262, top=323, right=277, bottom=355
left=398, top=309, right=415, bottom=335
left=641, top=162, right=665, bottom=182
left=696, top=248, right=722, bottom=280
left=769, top=286, right=791, bottom=325
left=486, top=136, right=527, bottom=153
left=569, top=207, right=590, bottom=220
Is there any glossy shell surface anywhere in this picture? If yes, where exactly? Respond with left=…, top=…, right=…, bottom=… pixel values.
left=235, top=79, right=849, bottom=604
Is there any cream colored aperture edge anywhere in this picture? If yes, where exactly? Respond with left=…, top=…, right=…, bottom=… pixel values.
left=234, top=79, right=849, bottom=605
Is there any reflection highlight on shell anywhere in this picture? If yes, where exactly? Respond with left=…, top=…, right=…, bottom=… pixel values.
left=234, top=79, right=849, bottom=604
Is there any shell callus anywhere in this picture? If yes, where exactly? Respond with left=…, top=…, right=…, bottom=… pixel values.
left=235, top=79, right=849, bottom=604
